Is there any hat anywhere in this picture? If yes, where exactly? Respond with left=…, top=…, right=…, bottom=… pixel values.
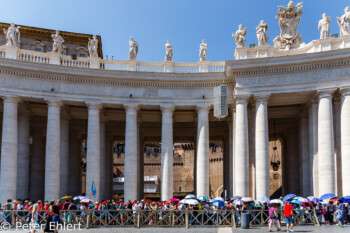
left=95, top=202, right=99, bottom=204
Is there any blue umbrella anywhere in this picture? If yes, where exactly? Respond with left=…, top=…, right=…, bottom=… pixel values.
left=291, top=199, right=302, bottom=205
left=73, top=196, right=83, bottom=200
left=212, top=200, right=225, bottom=207
left=185, top=194, right=196, bottom=199
left=340, top=196, right=350, bottom=204
left=320, top=193, right=335, bottom=201
left=257, top=197, right=270, bottom=203
left=230, top=196, right=242, bottom=201
left=282, top=194, right=296, bottom=202
left=197, top=196, right=209, bottom=201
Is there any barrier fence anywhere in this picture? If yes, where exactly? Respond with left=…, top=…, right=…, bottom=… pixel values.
left=0, top=209, right=319, bottom=229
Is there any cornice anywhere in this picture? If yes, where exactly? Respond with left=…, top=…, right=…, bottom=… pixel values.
left=0, top=58, right=232, bottom=89
left=227, top=48, right=350, bottom=78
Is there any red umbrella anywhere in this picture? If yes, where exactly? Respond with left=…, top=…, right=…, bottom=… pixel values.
left=169, top=198, right=180, bottom=202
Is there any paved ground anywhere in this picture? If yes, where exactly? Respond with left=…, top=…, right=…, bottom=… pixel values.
left=3, top=225, right=350, bottom=233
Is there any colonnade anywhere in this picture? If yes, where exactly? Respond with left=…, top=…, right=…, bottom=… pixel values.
left=0, top=88, right=349, bottom=203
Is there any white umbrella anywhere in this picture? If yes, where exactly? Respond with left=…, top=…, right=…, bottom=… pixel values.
left=234, top=199, right=242, bottom=206
left=214, top=197, right=225, bottom=202
left=270, top=199, right=284, bottom=206
left=184, top=199, right=199, bottom=205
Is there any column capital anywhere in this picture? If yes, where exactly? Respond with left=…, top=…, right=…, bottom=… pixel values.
left=45, top=99, right=63, bottom=108
left=2, top=95, right=20, bottom=104
left=86, top=102, right=102, bottom=111
left=340, top=87, right=350, bottom=97
left=124, top=104, right=139, bottom=112
left=234, top=95, right=250, bottom=104
left=254, top=94, right=270, bottom=103
left=196, top=104, right=211, bottom=112
left=317, top=89, right=336, bottom=100
left=160, top=104, right=175, bottom=113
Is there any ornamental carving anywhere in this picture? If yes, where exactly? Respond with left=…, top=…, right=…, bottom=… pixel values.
left=274, top=0, right=303, bottom=50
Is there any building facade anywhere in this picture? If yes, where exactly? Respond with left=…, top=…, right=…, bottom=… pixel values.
left=0, top=1, right=350, bottom=203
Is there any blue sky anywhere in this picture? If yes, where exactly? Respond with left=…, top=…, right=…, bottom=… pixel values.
left=0, top=0, right=348, bottom=62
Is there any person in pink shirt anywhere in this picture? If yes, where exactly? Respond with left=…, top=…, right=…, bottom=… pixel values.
left=269, top=204, right=281, bottom=232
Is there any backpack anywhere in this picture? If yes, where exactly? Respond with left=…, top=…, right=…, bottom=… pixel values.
left=270, top=209, right=276, bottom=219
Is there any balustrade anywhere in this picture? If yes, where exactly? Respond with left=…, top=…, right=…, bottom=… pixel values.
left=0, top=45, right=225, bottom=73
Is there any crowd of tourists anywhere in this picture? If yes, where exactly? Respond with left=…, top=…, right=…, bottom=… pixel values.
left=0, top=194, right=349, bottom=232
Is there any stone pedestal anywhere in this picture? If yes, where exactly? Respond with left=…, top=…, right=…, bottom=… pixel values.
left=44, top=99, right=62, bottom=201
left=49, top=52, right=61, bottom=65
left=234, top=47, right=248, bottom=60
left=256, top=45, right=271, bottom=58
left=4, top=46, right=18, bottom=59
left=196, top=105, right=210, bottom=197
left=127, top=60, right=138, bottom=71
left=160, top=105, right=175, bottom=201
left=198, top=61, right=209, bottom=72
left=317, top=38, right=332, bottom=52
left=255, top=95, right=269, bottom=198
left=89, top=57, right=101, bottom=69
left=0, top=96, right=19, bottom=203
left=124, top=104, right=139, bottom=201
left=86, top=103, right=102, bottom=201
left=163, top=61, right=174, bottom=73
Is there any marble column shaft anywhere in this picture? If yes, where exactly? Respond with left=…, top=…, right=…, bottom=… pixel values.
left=231, top=107, right=236, bottom=197
left=235, top=97, right=249, bottom=197
left=160, top=105, right=174, bottom=201
left=17, top=111, right=30, bottom=200
left=196, top=105, right=210, bottom=197
left=86, top=103, right=101, bottom=201
left=0, top=96, right=19, bottom=203
left=317, top=91, right=335, bottom=195
left=255, top=96, right=269, bottom=198
left=44, top=99, right=62, bottom=201
left=300, top=116, right=310, bottom=196
left=60, top=117, right=69, bottom=197
left=309, top=101, right=319, bottom=197
left=341, top=89, right=350, bottom=195
left=124, top=104, right=139, bottom=201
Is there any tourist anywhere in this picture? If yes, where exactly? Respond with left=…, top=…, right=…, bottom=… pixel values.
left=347, top=204, right=350, bottom=225
left=268, top=204, right=280, bottom=232
left=4, top=199, right=12, bottom=223
left=337, top=200, right=345, bottom=226
left=328, top=201, right=335, bottom=224
left=51, top=200, right=61, bottom=233
left=315, top=203, right=323, bottom=223
left=30, top=203, right=39, bottom=233
left=284, top=201, right=294, bottom=232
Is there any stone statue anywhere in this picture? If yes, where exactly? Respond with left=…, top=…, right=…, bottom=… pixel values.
left=337, top=7, right=350, bottom=37
left=88, top=35, right=99, bottom=57
left=51, top=30, right=64, bottom=54
left=165, top=40, right=173, bottom=61
left=3, top=23, right=20, bottom=47
left=232, top=24, right=247, bottom=48
left=274, top=0, right=303, bottom=50
left=199, top=39, right=208, bottom=61
left=256, top=20, right=269, bottom=46
left=318, top=13, right=331, bottom=39
left=128, top=36, right=139, bottom=60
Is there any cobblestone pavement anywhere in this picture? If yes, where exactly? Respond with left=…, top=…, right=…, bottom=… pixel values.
left=3, top=225, right=350, bottom=233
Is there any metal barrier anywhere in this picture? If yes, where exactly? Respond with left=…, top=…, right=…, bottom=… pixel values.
left=0, top=209, right=319, bottom=229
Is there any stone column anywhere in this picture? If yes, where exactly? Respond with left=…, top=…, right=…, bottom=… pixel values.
left=160, top=105, right=175, bottom=201
left=0, top=96, right=19, bottom=203
left=309, top=100, right=319, bottom=196
left=60, top=112, right=69, bottom=197
left=99, top=118, right=105, bottom=200
left=248, top=104, right=256, bottom=199
left=235, top=96, right=249, bottom=197
left=333, top=99, right=342, bottom=196
left=231, top=106, right=236, bottom=196
left=318, top=90, right=336, bottom=195
left=44, top=99, right=62, bottom=201
left=86, top=103, right=101, bottom=201
left=341, top=89, right=350, bottom=195
left=68, top=130, right=80, bottom=196
left=196, top=105, right=210, bottom=197
left=299, top=114, right=310, bottom=196
left=30, top=128, right=45, bottom=200
left=17, top=105, right=30, bottom=200
left=124, top=104, right=139, bottom=201
left=255, top=95, right=269, bottom=198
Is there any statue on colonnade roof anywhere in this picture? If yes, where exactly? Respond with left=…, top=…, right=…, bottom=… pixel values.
left=128, top=36, right=139, bottom=60
left=3, top=23, right=20, bottom=47
left=337, top=6, right=350, bottom=37
left=274, top=0, right=303, bottom=50
left=232, top=24, right=247, bottom=48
